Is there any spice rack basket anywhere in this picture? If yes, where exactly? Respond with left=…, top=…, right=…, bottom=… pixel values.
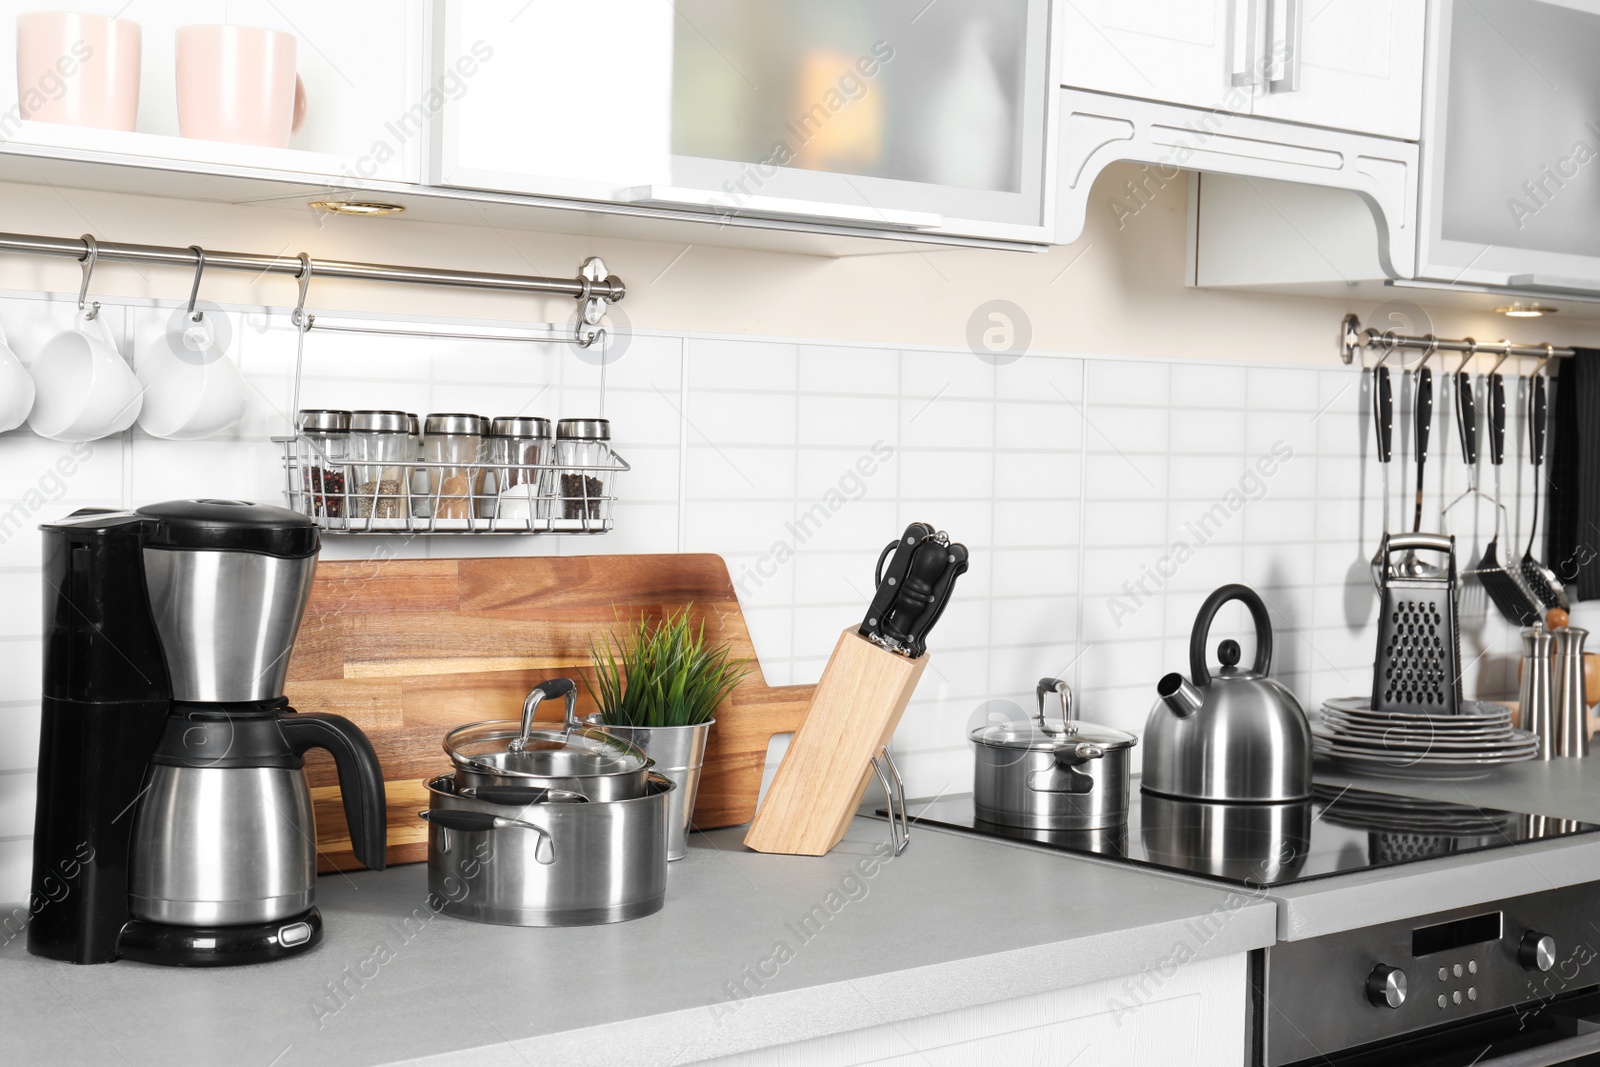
left=275, top=434, right=629, bottom=535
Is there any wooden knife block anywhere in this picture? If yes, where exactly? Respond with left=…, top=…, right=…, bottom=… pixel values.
left=743, top=628, right=927, bottom=856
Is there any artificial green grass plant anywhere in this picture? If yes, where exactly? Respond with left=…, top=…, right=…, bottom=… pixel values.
left=587, top=605, right=749, bottom=728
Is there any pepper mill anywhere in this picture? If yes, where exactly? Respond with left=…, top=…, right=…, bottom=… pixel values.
left=1554, top=626, right=1591, bottom=758
left=1520, top=622, right=1556, bottom=760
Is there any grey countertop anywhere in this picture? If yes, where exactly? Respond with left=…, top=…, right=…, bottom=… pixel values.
left=0, top=816, right=1276, bottom=1067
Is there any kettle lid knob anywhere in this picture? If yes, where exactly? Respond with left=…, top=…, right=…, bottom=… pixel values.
left=1217, top=640, right=1241, bottom=668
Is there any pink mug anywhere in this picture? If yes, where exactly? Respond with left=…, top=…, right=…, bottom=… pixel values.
left=175, top=25, right=308, bottom=148
left=15, top=12, right=142, bottom=131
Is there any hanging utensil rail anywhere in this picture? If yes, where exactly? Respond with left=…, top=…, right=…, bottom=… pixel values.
left=1339, top=314, right=1572, bottom=366
left=0, top=230, right=625, bottom=345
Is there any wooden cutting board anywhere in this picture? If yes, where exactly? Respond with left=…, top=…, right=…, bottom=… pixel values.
left=284, top=554, right=815, bottom=872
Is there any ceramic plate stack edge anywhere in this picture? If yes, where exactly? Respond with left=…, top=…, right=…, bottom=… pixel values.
left=1312, top=697, right=1536, bottom=780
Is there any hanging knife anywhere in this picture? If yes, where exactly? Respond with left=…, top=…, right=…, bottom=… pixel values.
left=861, top=523, right=968, bottom=658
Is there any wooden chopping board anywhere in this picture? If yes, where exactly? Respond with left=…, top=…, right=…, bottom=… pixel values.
left=284, top=554, right=815, bottom=872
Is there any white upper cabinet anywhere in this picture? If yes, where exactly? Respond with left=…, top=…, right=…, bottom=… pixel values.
left=1417, top=0, right=1600, bottom=292
left=1249, top=0, right=1426, bottom=141
left=432, top=0, right=1057, bottom=245
left=1059, top=0, right=1425, bottom=141
left=429, top=0, right=674, bottom=201
left=0, top=0, right=424, bottom=182
left=1059, top=1, right=1249, bottom=113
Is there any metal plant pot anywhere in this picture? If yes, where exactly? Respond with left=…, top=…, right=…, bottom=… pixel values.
left=586, top=717, right=713, bottom=861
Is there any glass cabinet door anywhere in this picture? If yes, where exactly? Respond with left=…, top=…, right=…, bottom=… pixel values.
left=1419, top=0, right=1600, bottom=289
left=642, top=0, right=1053, bottom=239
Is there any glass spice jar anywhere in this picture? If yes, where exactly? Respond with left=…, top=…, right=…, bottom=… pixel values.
left=483, top=416, right=552, bottom=522
left=348, top=410, right=410, bottom=520
left=554, top=418, right=612, bottom=528
left=296, top=409, right=350, bottom=521
left=423, top=413, right=488, bottom=523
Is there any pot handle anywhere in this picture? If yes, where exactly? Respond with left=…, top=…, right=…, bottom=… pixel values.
left=458, top=785, right=588, bottom=806
left=1026, top=743, right=1104, bottom=794
left=418, top=809, right=555, bottom=865
left=1190, top=583, right=1273, bottom=686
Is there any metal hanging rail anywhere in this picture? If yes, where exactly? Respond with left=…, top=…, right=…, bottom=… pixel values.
left=1339, top=313, right=1573, bottom=366
left=0, top=231, right=625, bottom=347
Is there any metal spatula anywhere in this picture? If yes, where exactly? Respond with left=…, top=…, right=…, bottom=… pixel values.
left=1467, top=372, right=1542, bottom=625
left=1520, top=370, right=1569, bottom=611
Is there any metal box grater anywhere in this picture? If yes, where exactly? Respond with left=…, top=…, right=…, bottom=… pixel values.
left=1372, top=532, right=1462, bottom=714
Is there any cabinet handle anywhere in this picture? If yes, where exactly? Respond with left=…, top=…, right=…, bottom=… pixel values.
left=1228, top=0, right=1266, bottom=87
left=1267, top=0, right=1303, bottom=93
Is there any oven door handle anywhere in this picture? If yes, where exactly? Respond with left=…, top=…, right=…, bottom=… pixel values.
left=1474, top=1028, right=1600, bottom=1067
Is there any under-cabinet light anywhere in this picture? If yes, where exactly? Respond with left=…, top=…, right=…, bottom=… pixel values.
left=308, top=200, right=406, bottom=217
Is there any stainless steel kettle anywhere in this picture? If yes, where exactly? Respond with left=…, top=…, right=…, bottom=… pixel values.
left=1142, top=583, right=1312, bottom=802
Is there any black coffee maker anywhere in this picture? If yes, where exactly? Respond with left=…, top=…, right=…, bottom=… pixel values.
left=29, top=500, right=387, bottom=966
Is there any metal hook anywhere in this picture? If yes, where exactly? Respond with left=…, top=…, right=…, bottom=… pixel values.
left=185, top=245, right=206, bottom=323
left=77, top=233, right=100, bottom=321
left=292, top=253, right=314, bottom=330
left=1455, top=338, right=1476, bottom=376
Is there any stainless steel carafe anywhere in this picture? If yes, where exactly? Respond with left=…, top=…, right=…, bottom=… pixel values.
left=130, top=707, right=386, bottom=926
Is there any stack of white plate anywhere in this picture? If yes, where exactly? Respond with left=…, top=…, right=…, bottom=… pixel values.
left=1312, top=697, right=1538, bottom=780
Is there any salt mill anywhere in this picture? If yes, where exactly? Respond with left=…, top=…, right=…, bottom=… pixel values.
left=1520, top=622, right=1556, bottom=760
left=1554, top=626, right=1590, bottom=758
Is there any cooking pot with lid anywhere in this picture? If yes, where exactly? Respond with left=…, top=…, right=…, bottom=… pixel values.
left=970, top=677, right=1137, bottom=830
left=443, top=678, right=654, bottom=801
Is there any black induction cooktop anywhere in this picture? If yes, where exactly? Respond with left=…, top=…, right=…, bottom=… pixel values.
left=877, top=783, right=1600, bottom=889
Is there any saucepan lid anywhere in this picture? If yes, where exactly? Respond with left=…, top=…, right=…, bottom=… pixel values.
left=970, top=718, right=1137, bottom=753
left=444, top=720, right=651, bottom=779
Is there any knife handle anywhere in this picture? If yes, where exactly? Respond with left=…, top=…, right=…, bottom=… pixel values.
left=1373, top=365, right=1392, bottom=464
left=1454, top=372, right=1477, bottom=467
left=1530, top=373, right=1547, bottom=468
left=1488, top=373, right=1506, bottom=466
left=1415, top=367, right=1433, bottom=465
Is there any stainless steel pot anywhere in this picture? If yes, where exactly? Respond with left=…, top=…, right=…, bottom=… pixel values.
left=970, top=677, right=1137, bottom=831
left=444, top=678, right=654, bottom=801
left=422, top=772, right=671, bottom=927
left=583, top=716, right=713, bottom=862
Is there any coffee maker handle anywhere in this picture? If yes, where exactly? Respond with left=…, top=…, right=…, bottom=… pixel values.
left=281, top=712, right=389, bottom=871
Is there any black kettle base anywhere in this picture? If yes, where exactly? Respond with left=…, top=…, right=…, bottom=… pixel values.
left=118, top=907, right=323, bottom=967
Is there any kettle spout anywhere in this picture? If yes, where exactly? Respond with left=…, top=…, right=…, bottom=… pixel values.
left=1157, top=672, right=1203, bottom=718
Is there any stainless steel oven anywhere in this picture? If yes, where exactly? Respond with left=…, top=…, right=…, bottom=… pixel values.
left=1260, top=881, right=1600, bottom=1066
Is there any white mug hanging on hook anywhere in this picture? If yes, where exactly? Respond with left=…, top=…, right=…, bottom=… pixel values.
left=28, top=238, right=142, bottom=442
left=136, top=246, right=248, bottom=440
left=0, top=318, right=35, bottom=433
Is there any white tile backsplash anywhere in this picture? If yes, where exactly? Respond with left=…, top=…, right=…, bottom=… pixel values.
left=0, top=294, right=1535, bottom=892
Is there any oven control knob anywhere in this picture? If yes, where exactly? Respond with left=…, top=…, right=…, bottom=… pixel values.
left=1520, top=932, right=1557, bottom=973
left=1366, top=964, right=1407, bottom=1008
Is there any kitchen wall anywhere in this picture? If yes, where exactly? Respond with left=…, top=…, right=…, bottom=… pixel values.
left=0, top=163, right=1579, bottom=899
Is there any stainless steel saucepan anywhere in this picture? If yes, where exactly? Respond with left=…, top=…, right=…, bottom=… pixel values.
left=970, top=677, right=1137, bottom=831
left=422, top=772, right=672, bottom=927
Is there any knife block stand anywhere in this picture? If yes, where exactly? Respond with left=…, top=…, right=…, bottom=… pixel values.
left=744, top=628, right=927, bottom=857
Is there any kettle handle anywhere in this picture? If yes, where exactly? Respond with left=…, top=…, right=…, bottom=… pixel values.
left=1190, top=583, right=1273, bottom=686
left=281, top=712, right=388, bottom=871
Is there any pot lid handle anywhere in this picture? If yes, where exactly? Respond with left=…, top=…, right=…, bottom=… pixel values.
left=1190, top=583, right=1273, bottom=686
left=511, top=677, right=578, bottom=752
left=1036, top=676, right=1072, bottom=736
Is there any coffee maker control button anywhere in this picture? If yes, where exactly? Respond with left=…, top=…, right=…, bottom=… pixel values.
left=279, top=921, right=313, bottom=947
